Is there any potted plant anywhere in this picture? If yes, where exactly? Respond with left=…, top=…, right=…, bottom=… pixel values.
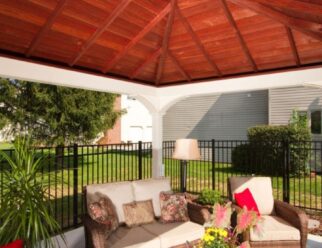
left=187, top=189, right=224, bottom=225
left=0, top=137, right=64, bottom=247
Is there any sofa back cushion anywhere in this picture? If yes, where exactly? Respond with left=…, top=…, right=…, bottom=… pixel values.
left=132, top=178, right=171, bottom=217
left=229, top=176, right=274, bottom=215
left=86, top=181, right=134, bottom=223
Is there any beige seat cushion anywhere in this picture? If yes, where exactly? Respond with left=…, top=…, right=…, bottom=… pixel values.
left=132, top=178, right=171, bottom=217
left=107, top=226, right=160, bottom=248
left=142, top=221, right=204, bottom=248
left=250, top=215, right=300, bottom=241
left=86, top=181, right=134, bottom=223
left=229, top=176, right=274, bottom=215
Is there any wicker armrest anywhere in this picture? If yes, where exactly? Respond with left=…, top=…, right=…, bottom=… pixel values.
left=82, top=214, right=109, bottom=248
left=274, top=200, right=308, bottom=248
left=187, top=201, right=211, bottom=225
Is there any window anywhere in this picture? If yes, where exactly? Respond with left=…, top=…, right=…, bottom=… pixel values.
left=311, top=110, right=322, bottom=134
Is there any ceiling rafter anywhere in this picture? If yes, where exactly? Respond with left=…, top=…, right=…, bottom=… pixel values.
left=285, top=27, right=301, bottom=66
left=102, top=2, right=171, bottom=74
left=298, top=0, right=322, bottom=6
left=228, top=0, right=322, bottom=42
left=69, top=0, right=132, bottom=66
left=168, top=51, right=191, bottom=82
left=26, top=0, right=68, bottom=57
left=176, top=7, right=222, bottom=77
left=130, top=47, right=161, bottom=79
left=155, top=0, right=176, bottom=85
left=219, top=0, right=258, bottom=72
left=259, top=0, right=322, bottom=24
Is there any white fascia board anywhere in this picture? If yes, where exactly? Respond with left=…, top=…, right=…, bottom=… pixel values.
left=0, top=56, right=156, bottom=97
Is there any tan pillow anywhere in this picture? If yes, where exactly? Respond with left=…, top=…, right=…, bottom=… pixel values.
left=87, top=194, right=119, bottom=232
left=123, top=199, right=155, bottom=227
left=159, top=191, right=189, bottom=223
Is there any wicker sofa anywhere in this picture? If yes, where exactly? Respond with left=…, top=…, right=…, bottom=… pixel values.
left=228, top=176, right=308, bottom=248
left=83, top=178, right=206, bottom=248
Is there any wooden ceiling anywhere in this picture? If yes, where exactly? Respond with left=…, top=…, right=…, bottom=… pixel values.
left=0, top=0, right=322, bottom=87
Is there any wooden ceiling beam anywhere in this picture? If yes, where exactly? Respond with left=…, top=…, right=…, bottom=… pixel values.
left=26, top=0, right=68, bottom=57
left=155, top=0, right=176, bottom=85
left=168, top=51, right=191, bottom=82
left=130, top=47, right=162, bottom=79
left=258, top=0, right=322, bottom=24
left=176, top=8, right=222, bottom=77
left=298, top=0, right=322, bottom=6
left=219, top=0, right=258, bottom=72
left=285, top=27, right=301, bottom=66
left=228, top=0, right=322, bottom=41
left=102, top=3, right=171, bottom=73
left=69, top=0, right=132, bottom=66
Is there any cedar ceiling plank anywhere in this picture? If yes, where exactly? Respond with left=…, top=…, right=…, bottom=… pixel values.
left=298, top=0, right=322, bottom=6
left=155, top=0, right=176, bottom=85
left=26, top=0, right=68, bottom=57
left=69, top=0, right=132, bottom=66
left=259, top=0, right=322, bottom=24
left=228, top=0, right=322, bottom=41
left=285, top=27, right=301, bottom=66
left=176, top=7, right=222, bottom=76
left=219, top=0, right=258, bottom=72
left=168, top=50, right=191, bottom=81
left=102, top=2, right=171, bottom=73
left=130, top=47, right=162, bottom=79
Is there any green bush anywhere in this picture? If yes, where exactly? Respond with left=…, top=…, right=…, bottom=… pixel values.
left=232, top=125, right=311, bottom=176
left=197, top=189, right=223, bottom=205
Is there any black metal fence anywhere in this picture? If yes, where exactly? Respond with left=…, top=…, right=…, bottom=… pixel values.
left=1, top=139, right=321, bottom=232
left=163, top=140, right=322, bottom=213
left=0, top=142, right=152, bottom=230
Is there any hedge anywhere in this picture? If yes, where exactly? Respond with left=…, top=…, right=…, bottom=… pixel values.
left=232, top=125, right=311, bottom=176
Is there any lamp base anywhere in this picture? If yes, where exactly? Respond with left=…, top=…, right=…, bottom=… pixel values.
left=180, top=160, right=188, bottom=193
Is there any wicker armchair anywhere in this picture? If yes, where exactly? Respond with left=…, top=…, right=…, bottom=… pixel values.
left=228, top=176, right=308, bottom=248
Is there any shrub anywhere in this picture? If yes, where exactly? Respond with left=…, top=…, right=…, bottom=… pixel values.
left=197, top=189, right=223, bottom=205
left=232, top=125, right=311, bottom=176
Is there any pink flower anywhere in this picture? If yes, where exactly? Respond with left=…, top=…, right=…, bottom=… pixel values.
left=238, top=241, right=250, bottom=248
left=212, top=202, right=232, bottom=229
left=236, top=207, right=257, bottom=233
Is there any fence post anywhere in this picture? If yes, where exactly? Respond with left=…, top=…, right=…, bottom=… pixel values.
left=212, top=139, right=215, bottom=190
left=138, top=141, right=143, bottom=180
left=283, top=140, right=290, bottom=203
left=73, top=143, right=79, bottom=226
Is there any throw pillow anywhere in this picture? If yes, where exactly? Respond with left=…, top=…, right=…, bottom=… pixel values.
left=0, top=240, right=23, bottom=248
left=88, top=194, right=119, bottom=232
left=123, top=199, right=155, bottom=227
left=234, top=188, right=260, bottom=215
left=159, top=191, right=189, bottom=223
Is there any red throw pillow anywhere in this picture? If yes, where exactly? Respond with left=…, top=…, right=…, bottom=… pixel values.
left=234, top=188, right=260, bottom=215
left=0, top=240, right=23, bottom=248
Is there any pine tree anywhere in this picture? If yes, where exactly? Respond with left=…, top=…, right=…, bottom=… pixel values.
left=0, top=78, right=121, bottom=145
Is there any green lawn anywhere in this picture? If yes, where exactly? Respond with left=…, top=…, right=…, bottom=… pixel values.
left=0, top=149, right=321, bottom=229
left=0, top=142, right=12, bottom=149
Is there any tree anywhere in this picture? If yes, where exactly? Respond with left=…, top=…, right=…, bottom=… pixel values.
left=0, top=78, right=121, bottom=145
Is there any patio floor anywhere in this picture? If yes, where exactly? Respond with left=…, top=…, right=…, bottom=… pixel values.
left=52, top=226, right=322, bottom=248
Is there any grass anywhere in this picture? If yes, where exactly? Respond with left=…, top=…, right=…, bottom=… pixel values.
left=0, top=142, right=12, bottom=149
left=0, top=149, right=321, bottom=229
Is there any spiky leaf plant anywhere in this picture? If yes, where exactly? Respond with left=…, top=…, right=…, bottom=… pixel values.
left=0, top=137, right=63, bottom=247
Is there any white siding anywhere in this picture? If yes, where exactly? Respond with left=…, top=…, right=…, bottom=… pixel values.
left=269, top=86, right=322, bottom=139
left=163, top=90, right=268, bottom=141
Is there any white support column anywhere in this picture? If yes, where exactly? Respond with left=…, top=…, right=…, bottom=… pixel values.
left=151, top=111, right=165, bottom=178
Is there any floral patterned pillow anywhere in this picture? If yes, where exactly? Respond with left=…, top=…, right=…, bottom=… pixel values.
left=88, top=194, right=119, bottom=232
left=159, top=191, right=189, bottom=223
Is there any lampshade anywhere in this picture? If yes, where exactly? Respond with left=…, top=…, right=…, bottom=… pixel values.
left=172, top=139, right=201, bottom=160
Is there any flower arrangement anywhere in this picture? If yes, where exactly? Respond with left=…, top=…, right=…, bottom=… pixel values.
left=197, top=202, right=262, bottom=248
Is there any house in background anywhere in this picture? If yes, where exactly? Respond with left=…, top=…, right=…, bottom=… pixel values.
left=163, top=85, right=322, bottom=141
left=121, top=95, right=152, bottom=143
left=99, top=95, right=152, bottom=144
